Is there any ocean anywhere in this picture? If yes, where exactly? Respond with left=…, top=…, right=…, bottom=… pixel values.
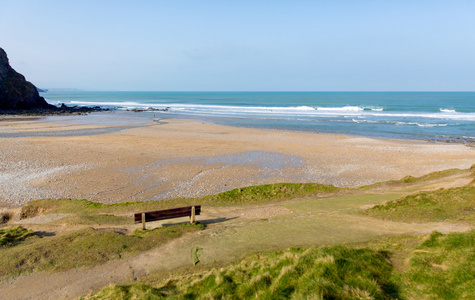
left=40, top=91, right=475, bottom=142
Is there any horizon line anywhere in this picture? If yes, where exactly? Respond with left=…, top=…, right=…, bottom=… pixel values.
left=40, top=90, right=475, bottom=93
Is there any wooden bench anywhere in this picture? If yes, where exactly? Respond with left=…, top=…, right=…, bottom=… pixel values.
left=134, top=205, right=201, bottom=230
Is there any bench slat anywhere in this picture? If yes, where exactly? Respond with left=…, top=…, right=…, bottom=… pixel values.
left=134, top=205, right=201, bottom=223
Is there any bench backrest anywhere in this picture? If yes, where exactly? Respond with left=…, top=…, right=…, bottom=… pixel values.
left=134, top=205, right=201, bottom=223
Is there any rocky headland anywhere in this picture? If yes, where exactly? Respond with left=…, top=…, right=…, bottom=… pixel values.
left=0, top=47, right=107, bottom=115
left=0, top=47, right=52, bottom=110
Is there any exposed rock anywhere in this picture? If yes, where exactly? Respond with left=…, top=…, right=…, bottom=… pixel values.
left=0, top=47, right=53, bottom=110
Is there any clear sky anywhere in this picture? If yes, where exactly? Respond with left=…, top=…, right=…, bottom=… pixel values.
left=1, top=1, right=474, bottom=91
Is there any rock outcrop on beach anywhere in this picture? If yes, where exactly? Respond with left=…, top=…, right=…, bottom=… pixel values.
left=0, top=47, right=52, bottom=110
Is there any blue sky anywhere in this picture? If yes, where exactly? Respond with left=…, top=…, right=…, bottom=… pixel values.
left=1, top=1, right=474, bottom=91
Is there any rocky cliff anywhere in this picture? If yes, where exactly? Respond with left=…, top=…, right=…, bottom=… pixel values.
left=0, top=47, right=52, bottom=110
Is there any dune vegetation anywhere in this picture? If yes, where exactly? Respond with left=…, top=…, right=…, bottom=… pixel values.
left=0, top=226, right=36, bottom=247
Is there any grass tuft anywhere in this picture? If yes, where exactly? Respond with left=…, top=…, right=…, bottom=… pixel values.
left=85, top=283, right=165, bottom=300
left=0, top=226, right=36, bottom=247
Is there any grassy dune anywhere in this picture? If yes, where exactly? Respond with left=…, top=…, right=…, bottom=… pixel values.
left=365, top=185, right=475, bottom=225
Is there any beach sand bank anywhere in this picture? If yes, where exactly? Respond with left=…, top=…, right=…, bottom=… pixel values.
left=1, top=113, right=473, bottom=205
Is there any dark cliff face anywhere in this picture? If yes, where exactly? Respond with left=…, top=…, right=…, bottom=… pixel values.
left=0, top=48, right=51, bottom=110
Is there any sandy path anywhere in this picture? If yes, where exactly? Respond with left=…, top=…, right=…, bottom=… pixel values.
left=1, top=116, right=473, bottom=206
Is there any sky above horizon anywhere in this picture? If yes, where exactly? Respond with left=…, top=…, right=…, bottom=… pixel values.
left=1, top=1, right=474, bottom=91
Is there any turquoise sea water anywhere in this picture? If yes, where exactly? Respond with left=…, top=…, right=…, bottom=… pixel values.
left=40, top=91, right=475, bottom=141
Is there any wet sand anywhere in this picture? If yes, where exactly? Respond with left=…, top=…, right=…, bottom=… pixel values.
left=0, top=113, right=473, bottom=206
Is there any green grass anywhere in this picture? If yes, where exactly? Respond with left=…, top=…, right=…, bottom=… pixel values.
left=361, top=230, right=475, bottom=299
left=398, top=230, right=475, bottom=299
left=365, top=185, right=475, bottom=225
left=359, top=168, right=465, bottom=190
left=200, top=183, right=340, bottom=205
left=0, top=223, right=205, bottom=278
left=84, top=283, right=165, bottom=300
left=0, top=226, right=37, bottom=247
left=85, top=230, right=475, bottom=300
left=84, top=245, right=399, bottom=299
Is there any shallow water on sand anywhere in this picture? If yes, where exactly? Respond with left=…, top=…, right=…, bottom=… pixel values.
left=40, top=91, right=475, bottom=141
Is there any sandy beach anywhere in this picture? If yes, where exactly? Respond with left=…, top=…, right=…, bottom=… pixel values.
left=0, top=113, right=473, bottom=206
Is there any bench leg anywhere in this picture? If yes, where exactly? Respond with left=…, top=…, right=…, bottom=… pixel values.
left=142, top=213, right=146, bottom=230
left=190, top=206, right=196, bottom=224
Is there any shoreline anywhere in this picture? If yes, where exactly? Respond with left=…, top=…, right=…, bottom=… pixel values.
left=195, top=117, right=475, bottom=147
left=3, top=110, right=474, bottom=146
left=35, top=90, right=475, bottom=144
left=1, top=114, right=474, bottom=206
